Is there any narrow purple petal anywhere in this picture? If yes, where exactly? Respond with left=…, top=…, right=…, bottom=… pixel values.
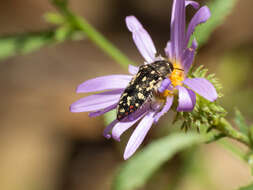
left=164, top=41, right=173, bottom=59
left=77, top=75, right=132, bottom=93
left=185, top=6, right=211, bottom=47
left=112, top=102, right=151, bottom=141
left=103, top=119, right=118, bottom=139
left=70, top=89, right=123, bottom=112
left=112, top=113, right=145, bottom=142
left=185, top=1, right=199, bottom=9
left=170, top=0, right=185, bottom=61
left=183, top=78, right=218, bottom=102
left=126, top=16, right=157, bottom=63
left=154, top=96, right=174, bottom=122
left=182, top=38, right=197, bottom=73
left=128, top=64, right=139, bottom=75
left=188, top=88, right=196, bottom=106
left=177, top=86, right=196, bottom=111
left=158, top=78, right=171, bottom=93
left=123, top=112, right=155, bottom=160
left=183, top=38, right=198, bottom=60
left=88, top=103, right=117, bottom=117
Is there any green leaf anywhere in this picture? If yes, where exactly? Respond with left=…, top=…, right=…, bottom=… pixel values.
left=44, top=12, right=65, bottom=25
left=234, top=108, right=248, bottom=135
left=0, top=29, right=85, bottom=61
left=194, top=0, right=238, bottom=47
left=51, top=0, right=68, bottom=7
left=0, top=30, right=55, bottom=60
left=112, top=132, right=204, bottom=190
left=239, top=182, right=253, bottom=190
left=55, top=26, right=71, bottom=42
left=248, top=154, right=253, bottom=176
left=249, top=125, right=253, bottom=146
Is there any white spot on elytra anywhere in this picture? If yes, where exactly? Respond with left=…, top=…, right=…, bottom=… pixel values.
left=127, top=96, right=132, bottom=106
left=142, top=76, right=147, bottom=81
left=138, top=93, right=145, bottom=100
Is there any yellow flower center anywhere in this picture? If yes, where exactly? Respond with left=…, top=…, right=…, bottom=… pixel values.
left=157, top=61, right=185, bottom=100
left=159, top=89, right=174, bottom=99
left=156, top=61, right=185, bottom=101
left=169, top=62, right=185, bottom=87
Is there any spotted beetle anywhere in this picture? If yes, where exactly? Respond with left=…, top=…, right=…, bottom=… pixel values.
left=116, top=60, right=174, bottom=121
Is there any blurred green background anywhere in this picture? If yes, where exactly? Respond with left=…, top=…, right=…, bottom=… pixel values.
left=0, top=0, right=253, bottom=190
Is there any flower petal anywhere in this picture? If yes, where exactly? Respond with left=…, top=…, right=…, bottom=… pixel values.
left=77, top=75, right=132, bottom=93
left=112, top=113, right=145, bottom=142
left=182, top=38, right=197, bottom=73
left=70, top=89, right=123, bottom=112
left=170, top=0, right=186, bottom=61
left=164, top=41, right=173, bottom=59
left=88, top=103, right=117, bottom=117
left=154, top=96, right=174, bottom=122
left=112, top=103, right=150, bottom=141
left=123, top=112, right=155, bottom=160
left=183, top=78, right=218, bottom=102
left=158, top=78, right=171, bottom=93
left=103, top=119, right=118, bottom=139
left=177, top=86, right=196, bottom=111
left=185, top=1, right=199, bottom=9
left=128, top=64, right=139, bottom=75
left=126, top=16, right=157, bottom=63
left=185, top=6, right=211, bottom=47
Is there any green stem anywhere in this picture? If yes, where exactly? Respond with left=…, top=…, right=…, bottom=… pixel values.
left=51, top=0, right=134, bottom=69
left=202, top=118, right=250, bottom=163
left=214, top=117, right=251, bottom=147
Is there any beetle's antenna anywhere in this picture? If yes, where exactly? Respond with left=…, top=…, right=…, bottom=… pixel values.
left=174, top=68, right=184, bottom=71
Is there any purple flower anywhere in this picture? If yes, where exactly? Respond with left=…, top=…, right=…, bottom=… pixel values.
left=70, top=0, right=218, bottom=160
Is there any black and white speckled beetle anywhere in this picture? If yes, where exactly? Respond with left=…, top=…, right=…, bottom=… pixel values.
left=116, top=60, right=174, bottom=121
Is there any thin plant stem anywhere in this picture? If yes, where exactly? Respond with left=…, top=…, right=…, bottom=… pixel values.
left=214, top=118, right=251, bottom=147
left=51, top=0, right=135, bottom=69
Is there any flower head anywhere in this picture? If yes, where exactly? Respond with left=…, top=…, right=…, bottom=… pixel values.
left=70, top=0, right=217, bottom=160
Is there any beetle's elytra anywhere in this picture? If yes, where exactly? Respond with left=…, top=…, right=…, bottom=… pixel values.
left=116, top=60, right=174, bottom=120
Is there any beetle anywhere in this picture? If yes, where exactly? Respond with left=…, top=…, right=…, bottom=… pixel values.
left=116, top=60, right=174, bottom=121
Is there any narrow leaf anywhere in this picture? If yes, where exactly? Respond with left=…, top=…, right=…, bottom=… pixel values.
left=55, top=26, right=72, bottom=42
left=249, top=125, right=253, bottom=146
left=112, top=132, right=204, bottom=190
left=44, top=12, right=65, bottom=25
left=0, top=29, right=85, bottom=61
left=234, top=108, right=248, bottom=135
left=247, top=154, right=253, bottom=176
left=0, top=30, right=55, bottom=60
left=239, top=183, right=253, bottom=190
